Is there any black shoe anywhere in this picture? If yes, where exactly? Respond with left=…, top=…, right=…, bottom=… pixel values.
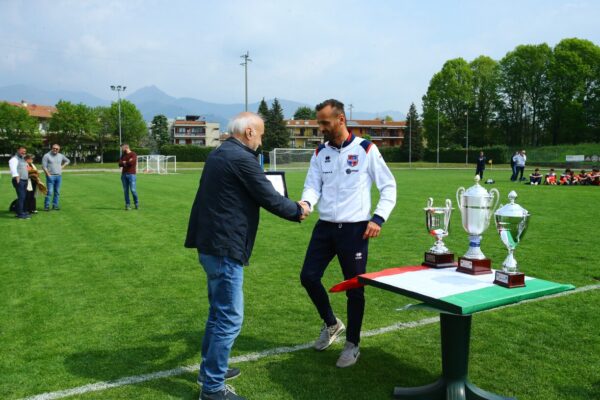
left=198, top=368, right=241, bottom=385
left=16, top=214, right=31, bottom=220
left=200, top=385, right=245, bottom=400
left=134, top=204, right=139, bottom=210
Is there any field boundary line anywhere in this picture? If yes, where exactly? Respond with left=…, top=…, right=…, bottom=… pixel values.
left=20, top=283, right=599, bottom=400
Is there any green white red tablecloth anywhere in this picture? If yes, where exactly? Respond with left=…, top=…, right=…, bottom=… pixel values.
left=331, top=265, right=574, bottom=314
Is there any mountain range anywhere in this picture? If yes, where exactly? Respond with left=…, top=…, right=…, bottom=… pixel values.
left=0, top=84, right=404, bottom=126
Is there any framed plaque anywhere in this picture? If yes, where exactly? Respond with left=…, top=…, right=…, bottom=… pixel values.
left=265, top=171, right=289, bottom=198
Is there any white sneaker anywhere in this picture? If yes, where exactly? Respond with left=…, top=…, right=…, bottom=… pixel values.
left=314, top=318, right=345, bottom=351
left=336, top=341, right=360, bottom=368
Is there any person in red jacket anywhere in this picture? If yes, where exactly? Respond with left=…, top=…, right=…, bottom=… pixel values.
left=118, top=143, right=138, bottom=210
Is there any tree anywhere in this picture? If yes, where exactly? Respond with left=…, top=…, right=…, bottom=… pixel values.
left=293, top=106, right=316, bottom=120
left=384, top=115, right=394, bottom=122
left=94, top=106, right=113, bottom=163
left=548, top=38, right=600, bottom=144
left=49, top=100, right=99, bottom=164
left=263, top=98, right=290, bottom=151
left=107, top=99, right=147, bottom=146
left=150, top=114, right=170, bottom=150
left=401, top=103, right=423, bottom=160
left=0, top=102, right=40, bottom=155
left=257, top=98, right=269, bottom=121
left=422, top=58, right=474, bottom=149
left=498, top=44, right=552, bottom=146
left=469, top=56, right=502, bottom=146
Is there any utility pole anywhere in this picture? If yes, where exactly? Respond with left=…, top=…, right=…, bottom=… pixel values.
left=240, top=51, right=252, bottom=111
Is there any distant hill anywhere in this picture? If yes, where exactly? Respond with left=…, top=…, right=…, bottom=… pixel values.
left=0, top=84, right=108, bottom=107
left=0, top=84, right=404, bottom=124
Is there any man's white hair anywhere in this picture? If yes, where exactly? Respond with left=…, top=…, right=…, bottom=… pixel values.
left=228, top=113, right=262, bottom=135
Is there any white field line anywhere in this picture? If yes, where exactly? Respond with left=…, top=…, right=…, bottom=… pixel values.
left=20, top=283, right=599, bottom=400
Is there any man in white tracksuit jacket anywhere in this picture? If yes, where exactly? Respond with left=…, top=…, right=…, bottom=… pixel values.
left=300, top=99, right=397, bottom=368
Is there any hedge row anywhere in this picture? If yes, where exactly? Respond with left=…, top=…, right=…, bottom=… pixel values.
left=158, top=145, right=215, bottom=162
left=379, top=145, right=511, bottom=164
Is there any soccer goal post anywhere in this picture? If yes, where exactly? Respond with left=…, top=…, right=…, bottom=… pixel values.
left=269, top=148, right=315, bottom=171
left=137, top=155, right=177, bottom=174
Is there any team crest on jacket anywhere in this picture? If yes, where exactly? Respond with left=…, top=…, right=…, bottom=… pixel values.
left=347, top=154, right=359, bottom=167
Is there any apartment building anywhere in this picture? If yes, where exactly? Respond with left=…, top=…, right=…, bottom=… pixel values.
left=171, top=115, right=220, bottom=147
left=285, top=119, right=405, bottom=148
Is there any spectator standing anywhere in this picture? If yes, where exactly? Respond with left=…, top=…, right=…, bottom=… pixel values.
left=42, top=144, right=70, bottom=211
left=510, top=151, right=519, bottom=181
left=8, top=146, right=30, bottom=219
left=515, top=150, right=526, bottom=181
left=475, top=151, right=486, bottom=180
left=25, top=155, right=41, bottom=213
left=185, top=112, right=309, bottom=400
left=118, top=144, right=139, bottom=210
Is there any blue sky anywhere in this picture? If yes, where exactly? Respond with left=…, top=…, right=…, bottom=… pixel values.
left=1, top=0, right=599, bottom=113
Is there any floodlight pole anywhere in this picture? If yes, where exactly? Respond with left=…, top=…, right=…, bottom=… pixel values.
left=111, top=85, right=127, bottom=156
left=465, top=109, right=469, bottom=165
left=348, top=103, right=354, bottom=120
left=409, top=114, right=412, bottom=168
left=240, top=51, right=252, bottom=111
left=437, top=99, right=440, bottom=167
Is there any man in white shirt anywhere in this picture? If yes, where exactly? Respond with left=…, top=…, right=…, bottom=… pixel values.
left=8, top=146, right=30, bottom=219
left=300, top=99, right=397, bottom=368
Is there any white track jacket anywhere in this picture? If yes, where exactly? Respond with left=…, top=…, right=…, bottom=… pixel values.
left=301, top=136, right=397, bottom=223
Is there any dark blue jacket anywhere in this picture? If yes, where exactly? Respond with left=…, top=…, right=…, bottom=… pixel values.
left=185, top=138, right=302, bottom=265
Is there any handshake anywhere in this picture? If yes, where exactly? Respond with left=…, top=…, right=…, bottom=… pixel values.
left=297, top=201, right=312, bottom=221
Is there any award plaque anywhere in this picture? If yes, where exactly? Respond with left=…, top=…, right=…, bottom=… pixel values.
left=494, top=191, right=530, bottom=288
left=265, top=171, right=288, bottom=198
left=423, top=198, right=455, bottom=268
left=456, top=176, right=500, bottom=275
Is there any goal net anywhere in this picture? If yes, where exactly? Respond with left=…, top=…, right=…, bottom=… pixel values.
left=269, top=148, right=315, bottom=171
left=137, top=155, right=177, bottom=174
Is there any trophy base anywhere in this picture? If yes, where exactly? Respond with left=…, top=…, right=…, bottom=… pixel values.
left=494, top=270, right=526, bottom=288
left=422, top=252, right=456, bottom=268
left=456, top=257, right=492, bottom=275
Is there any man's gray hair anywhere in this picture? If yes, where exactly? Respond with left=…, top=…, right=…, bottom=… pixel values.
left=228, top=113, right=262, bottom=135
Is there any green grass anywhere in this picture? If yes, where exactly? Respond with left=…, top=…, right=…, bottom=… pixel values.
left=1, top=169, right=598, bottom=399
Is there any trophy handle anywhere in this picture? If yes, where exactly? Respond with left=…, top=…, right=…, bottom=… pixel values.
left=490, top=188, right=501, bottom=214
left=427, top=197, right=434, bottom=208
left=456, top=187, right=465, bottom=209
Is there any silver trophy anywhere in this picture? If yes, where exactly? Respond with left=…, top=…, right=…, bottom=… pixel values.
left=423, top=198, right=455, bottom=268
left=494, top=191, right=530, bottom=288
left=455, top=175, right=500, bottom=274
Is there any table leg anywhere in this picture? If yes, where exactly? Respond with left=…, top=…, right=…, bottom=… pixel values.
left=393, top=313, right=515, bottom=400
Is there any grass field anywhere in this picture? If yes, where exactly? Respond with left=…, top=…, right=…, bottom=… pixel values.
left=1, top=168, right=599, bottom=400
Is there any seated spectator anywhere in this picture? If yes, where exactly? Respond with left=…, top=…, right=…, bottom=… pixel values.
left=529, top=168, right=542, bottom=185
left=590, top=168, right=600, bottom=186
left=545, top=168, right=557, bottom=185
left=577, top=170, right=591, bottom=185
left=560, top=168, right=573, bottom=185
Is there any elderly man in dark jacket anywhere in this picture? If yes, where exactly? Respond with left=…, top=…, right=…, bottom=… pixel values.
left=185, top=112, right=309, bottom=400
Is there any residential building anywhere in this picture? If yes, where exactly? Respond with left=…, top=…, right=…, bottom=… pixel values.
left=171, top=115, right=221, bottom=147
left=5, top=100, right=56, bottom=135
left=285, top=119, right=406, bottom=148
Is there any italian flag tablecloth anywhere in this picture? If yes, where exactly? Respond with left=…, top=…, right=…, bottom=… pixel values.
left=330, top=266, right=574, bottom=315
